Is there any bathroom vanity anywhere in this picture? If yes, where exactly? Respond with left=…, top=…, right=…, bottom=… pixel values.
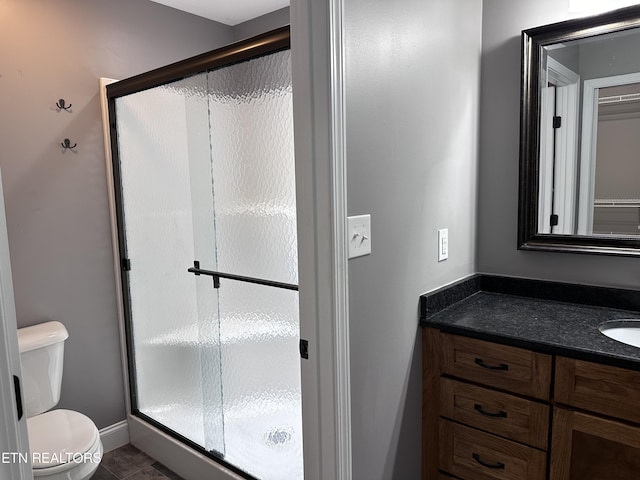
left=422, top=6, right=640, bottom=479
left=420, top=276, right=640, bottom=480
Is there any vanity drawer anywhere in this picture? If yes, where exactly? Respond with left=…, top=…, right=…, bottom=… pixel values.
left=440, top=378, right=549, bottom=449
left=440, top=334, right=552, bottom=400
left=439, top=419, right=547, bottom=480
left=555, top=356, right=640, bottom=424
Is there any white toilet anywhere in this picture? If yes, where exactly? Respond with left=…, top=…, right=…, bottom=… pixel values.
left=18, top=321, right=103, bottom=479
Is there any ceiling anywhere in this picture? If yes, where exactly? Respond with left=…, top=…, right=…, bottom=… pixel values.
left=148, top=0, right=289, bottom=26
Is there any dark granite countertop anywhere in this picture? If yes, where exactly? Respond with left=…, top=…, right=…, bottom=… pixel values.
left=422, top=290, right=640, bottom=371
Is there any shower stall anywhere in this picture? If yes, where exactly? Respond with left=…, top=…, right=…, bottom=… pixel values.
left=105, top=28, right=302, bottom=480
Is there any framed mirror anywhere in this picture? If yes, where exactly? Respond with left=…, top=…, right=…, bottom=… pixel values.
left=519, top=5, right=640, bottom=256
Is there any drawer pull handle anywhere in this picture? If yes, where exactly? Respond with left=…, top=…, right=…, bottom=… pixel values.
left=474, top=357, right=509, bottom=371
left=472, top=453, right=505, bottom=470
left=474, top=403, right=508, bottom=418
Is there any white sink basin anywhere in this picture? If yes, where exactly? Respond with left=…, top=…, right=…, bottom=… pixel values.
left=599, top=320, right=640, bottom=349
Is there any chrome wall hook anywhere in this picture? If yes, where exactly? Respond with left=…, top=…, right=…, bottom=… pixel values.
left=61, top=138, right=77, bottom=149
left=56, top=99, right=72, bottom=111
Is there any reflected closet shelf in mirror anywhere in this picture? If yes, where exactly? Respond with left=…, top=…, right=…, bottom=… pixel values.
left=594, top=199, right=640, bottom=207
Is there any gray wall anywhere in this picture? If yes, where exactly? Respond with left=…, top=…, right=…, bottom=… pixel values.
left=233, top=7, right=289, bottom=42
left=345, top=0, right=482, bottom=478
left=0, top=0, right=233, bottom=429
left=478, top=0, right=640, bottom=288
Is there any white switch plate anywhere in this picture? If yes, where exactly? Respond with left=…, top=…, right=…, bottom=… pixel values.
left=438, top=228, right=448, bottom=262
left=348, top=214, right=371, bottom=259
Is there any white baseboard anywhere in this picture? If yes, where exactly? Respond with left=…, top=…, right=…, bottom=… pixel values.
left=100, top=420, right=129, bottom=453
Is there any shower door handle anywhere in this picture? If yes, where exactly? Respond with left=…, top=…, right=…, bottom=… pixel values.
left=188, top=261, right=298, bottom=291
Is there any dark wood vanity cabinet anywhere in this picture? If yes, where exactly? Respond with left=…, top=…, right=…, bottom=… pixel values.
left=423, top=328, right=640, bottom=480
left=423, top=329, right=551, bottom=480
left=551, top=357, right=640, bottom=480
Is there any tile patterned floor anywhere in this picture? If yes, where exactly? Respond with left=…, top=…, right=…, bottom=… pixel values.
left=93, top=444, right=185, bottom=480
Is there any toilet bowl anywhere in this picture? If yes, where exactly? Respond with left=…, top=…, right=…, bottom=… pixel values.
left=18, top=321, right=103, bottom=480
left=28, top=409, right=102, bottom=479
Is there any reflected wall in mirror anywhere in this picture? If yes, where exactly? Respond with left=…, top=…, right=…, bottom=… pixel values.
left=520, top=5, right=640, bottom=256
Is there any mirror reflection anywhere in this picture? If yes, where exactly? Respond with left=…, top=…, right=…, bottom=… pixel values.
left=539, top=27, right=640, bottom=237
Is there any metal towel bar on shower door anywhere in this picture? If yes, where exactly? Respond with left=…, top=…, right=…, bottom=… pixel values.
left=187, top=261, right=298, bottom=291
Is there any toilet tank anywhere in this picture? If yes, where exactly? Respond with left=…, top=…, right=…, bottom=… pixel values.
left=17, top=321, right=69, bottom=417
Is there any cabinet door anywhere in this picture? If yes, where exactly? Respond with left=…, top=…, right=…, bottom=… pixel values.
left=551, top=408, right=640, bottom=480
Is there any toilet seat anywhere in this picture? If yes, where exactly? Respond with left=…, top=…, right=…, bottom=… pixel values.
left=28, top=409, right=102, bottom=478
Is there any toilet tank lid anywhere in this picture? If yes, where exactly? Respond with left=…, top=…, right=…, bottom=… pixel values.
left=18, top=321, right=69, bottom=353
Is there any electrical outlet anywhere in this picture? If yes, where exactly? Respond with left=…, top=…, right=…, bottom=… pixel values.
left=348, top=215, right=371, bottom=259
left=438, top=228, right=448, bottom=262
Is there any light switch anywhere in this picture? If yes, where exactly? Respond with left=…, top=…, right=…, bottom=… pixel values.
left=348, top=214, right=371, bottom=259
left=438, top=228, right=448, bottom=262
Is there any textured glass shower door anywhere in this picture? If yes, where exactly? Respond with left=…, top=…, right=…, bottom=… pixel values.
left=114, top=72, right=226, bottom=456
left=196, top=50, right=303, bottom=480
left=111, top=46, right=302, bottom=480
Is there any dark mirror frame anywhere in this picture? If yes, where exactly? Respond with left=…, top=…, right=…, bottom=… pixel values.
left=519, top=5, right=640, bottom=257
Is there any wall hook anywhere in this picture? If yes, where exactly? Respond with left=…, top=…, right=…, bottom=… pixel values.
left=61, top=138, right=77, bottom=149
left=56, top=99, right=72, bottom=111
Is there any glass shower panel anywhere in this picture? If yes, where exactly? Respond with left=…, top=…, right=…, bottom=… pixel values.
left=114, top=74, right=225, bottom=455
left=196, top=48, right=302, bottom=479
left=217, top=281, right=302, bottom=480
left=205, top=49, right=297, bottom=285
